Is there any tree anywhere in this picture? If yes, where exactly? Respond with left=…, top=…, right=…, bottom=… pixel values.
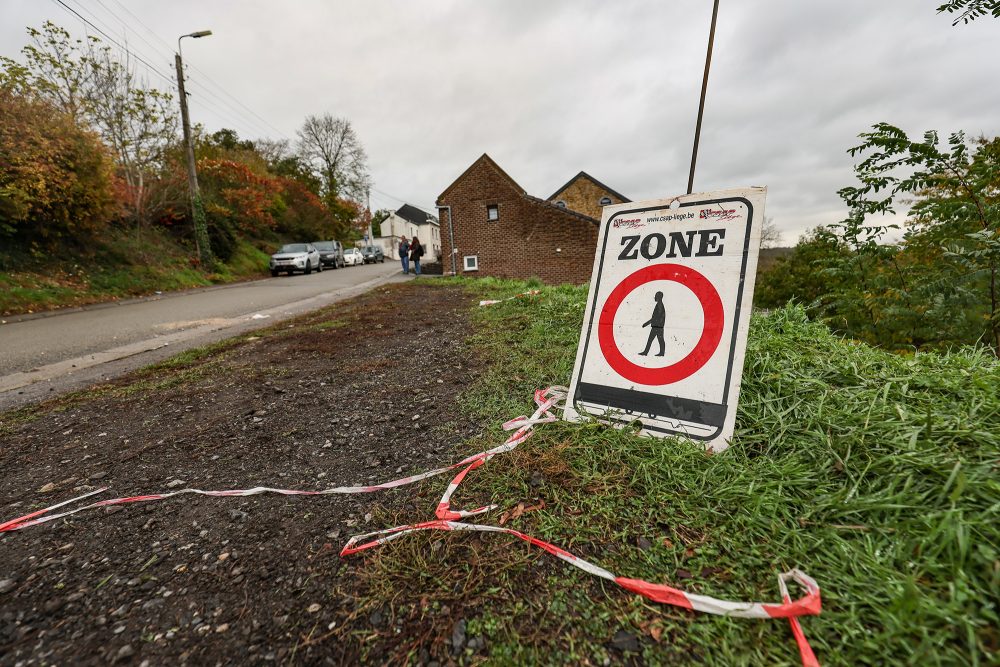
left=838, top=125, right=999, bottom=353
left=937, top=0, right=1000, bottom=25
left=85, top=46, right=178, bottom=227
left=0, top=86, right=116, bottom=244
left=1, top=23, right=179, bottom=228
left=0, top=22, right=94, bottom=123
left=371, top=208, right=391, bottom=231
left=754, top=227, right=849, bottom=309
left=760, top=217, right=782, bottom=249
left=296, top=114, right=370, bottom=205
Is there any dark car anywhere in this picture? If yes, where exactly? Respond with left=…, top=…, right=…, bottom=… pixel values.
left=312, top=240, right=345, bottom=269
left=361, top=246, right=385, bottom=264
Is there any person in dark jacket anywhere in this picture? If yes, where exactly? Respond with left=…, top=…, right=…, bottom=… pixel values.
left=639, top=291, right=666, bottom=356
left=409, top=237, right=424, bottom=275
left=398, top=236, right=410, bottom=274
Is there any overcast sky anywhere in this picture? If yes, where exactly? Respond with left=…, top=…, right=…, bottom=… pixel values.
left=2, top=1, right=998, bottom=243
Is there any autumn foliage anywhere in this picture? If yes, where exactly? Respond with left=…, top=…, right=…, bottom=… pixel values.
left=2, top=23, right=367, bottom=267
left=0, top=86, right=116, bottom=243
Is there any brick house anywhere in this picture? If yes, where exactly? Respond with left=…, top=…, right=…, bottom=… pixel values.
left=547, top=171, right=631, bottom=220
left=436, top=154, right=629, bottom=285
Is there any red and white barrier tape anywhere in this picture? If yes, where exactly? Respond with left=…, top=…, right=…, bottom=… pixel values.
left=339, top=386, right=821, bottom=666
left=1, top=386, right=820, bottom=665
left=478, top=289, right=541, bottom=307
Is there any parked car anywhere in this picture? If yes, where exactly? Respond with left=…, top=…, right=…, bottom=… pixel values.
left=269, top=243, right=321, bottom=276
left=343, top=247, right=364, bottom=266
left=312, top=240, right=344, bottom=269
left=361, top=245, right=385, bottom=264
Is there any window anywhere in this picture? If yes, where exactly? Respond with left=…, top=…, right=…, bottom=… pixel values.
left=486, top=204, right=499, bottom=221
left=599, top=196, right=613, bottom=206
left=555, top=200, right=567, bottom=209
left=464, top=255, right=479, bottom=271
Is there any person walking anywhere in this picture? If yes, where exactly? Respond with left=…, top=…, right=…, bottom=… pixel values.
left=409, top=237, right=424, bottom=276
left=639, top=291, right=666, bottom=356
left=398, top=236, right=410, bottom=275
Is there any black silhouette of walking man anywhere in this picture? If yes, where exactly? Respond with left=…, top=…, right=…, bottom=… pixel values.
left=639, top=291, right=665, bottom=356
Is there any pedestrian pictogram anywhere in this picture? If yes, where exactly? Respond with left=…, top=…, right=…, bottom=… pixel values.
left=565, top=187, right=766, bottom=451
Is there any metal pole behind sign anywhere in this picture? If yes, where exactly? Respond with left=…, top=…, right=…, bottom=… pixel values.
left=687, top=0, right=720, bottom=195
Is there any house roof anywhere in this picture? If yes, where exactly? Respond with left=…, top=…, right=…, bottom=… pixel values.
left=394, top=203, right=435, bottom=225
left=524, top=195, right=599, bottom=225
left=547, top=171, right=631, bottom=204
left=436, top=153, right=526, bottom=204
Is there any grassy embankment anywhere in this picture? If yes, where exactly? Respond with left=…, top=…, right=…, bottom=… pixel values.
left=0, top=226, right=271, bottom=316
left=358, top=278, right=998, bottom=666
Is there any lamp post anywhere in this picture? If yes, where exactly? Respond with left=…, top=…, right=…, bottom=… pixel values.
left=176, top=30, right=213, bottom=265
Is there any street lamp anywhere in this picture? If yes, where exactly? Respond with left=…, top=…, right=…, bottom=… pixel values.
left=175, top=30, right=213, bottom=265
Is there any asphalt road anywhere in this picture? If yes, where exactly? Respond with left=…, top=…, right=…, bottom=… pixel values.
left=0, top=262, right=406, bottom=410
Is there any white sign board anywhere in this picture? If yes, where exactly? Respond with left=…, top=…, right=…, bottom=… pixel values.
left=565, top=187, right=766, bottom=451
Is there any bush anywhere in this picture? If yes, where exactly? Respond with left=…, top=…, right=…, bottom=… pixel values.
left=0, top=87, right=116, bottom=244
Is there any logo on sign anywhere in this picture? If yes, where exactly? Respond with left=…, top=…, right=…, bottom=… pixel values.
left=699, top=208, right=739, bottom=221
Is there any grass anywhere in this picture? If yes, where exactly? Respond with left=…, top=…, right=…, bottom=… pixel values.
left=358, top=277, right=999, bottom=666
left=0, top=227, right=273, bottom=316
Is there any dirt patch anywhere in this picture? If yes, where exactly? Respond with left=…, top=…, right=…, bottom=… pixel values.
left=0, top=282, right=484, bottom=665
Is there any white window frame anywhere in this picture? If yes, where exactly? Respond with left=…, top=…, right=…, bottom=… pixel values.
left=486, top=204, right=499, bottom=221
left=464, top=255, right=479, bottom=271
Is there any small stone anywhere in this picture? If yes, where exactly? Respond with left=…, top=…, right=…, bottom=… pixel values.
left=451, top=618, right=467, bottom=651
left=611, top=630, right=640, bottom=653
left=217, top=553, right=230, bottom=562
left=166, top=480, right=186, bottom=489
left=307, top=603, right=321, bottom=613
left=116, top=644, right=135, bottom=660
left=215, top=623, right=229, bottom=633
left=38, top=482, right=56, bottom=493
left=411, top=414, right=421, bottom=421
left=0, top=579, right=15, bottom=594
left=369, top=609, right=383, bottom=626
left=89, top=471, right=109, bottom=480
left=637, top=536, right=653, bottom=551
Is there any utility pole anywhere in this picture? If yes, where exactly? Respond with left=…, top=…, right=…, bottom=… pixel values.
left=687, top=0, right=720, bottom=195
left=176, top=31, right=213, bottom=266
left=365, top=187, right=374, bottom=252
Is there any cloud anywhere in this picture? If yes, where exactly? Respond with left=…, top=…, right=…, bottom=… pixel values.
left=2, top=0, right=997, bottom=244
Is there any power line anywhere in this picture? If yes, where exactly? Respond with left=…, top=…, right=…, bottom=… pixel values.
left=105, top=0, right=291, bottom=140
left=55, top=0, right=290, bottom=141
left=50, top=0, right=177, bottom=89
left=69, top=0, right=281, bottom=140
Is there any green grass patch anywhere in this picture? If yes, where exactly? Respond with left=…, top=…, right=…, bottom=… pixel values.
left=362, top=277, right=999, bottom=665
left=0, top=228, right=272, bottom=316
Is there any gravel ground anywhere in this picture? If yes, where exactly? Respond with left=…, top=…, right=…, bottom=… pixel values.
left=0, top=282, right=483, bottom=665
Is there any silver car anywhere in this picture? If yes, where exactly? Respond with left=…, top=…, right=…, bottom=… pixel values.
left=270, top=243, right=321, bottom=276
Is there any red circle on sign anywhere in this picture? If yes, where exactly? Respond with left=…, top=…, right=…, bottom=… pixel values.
left=597, top=264, right=724, bottom=385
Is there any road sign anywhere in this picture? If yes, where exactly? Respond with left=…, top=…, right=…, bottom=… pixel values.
left=565, top=187, right=766, bottom=451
